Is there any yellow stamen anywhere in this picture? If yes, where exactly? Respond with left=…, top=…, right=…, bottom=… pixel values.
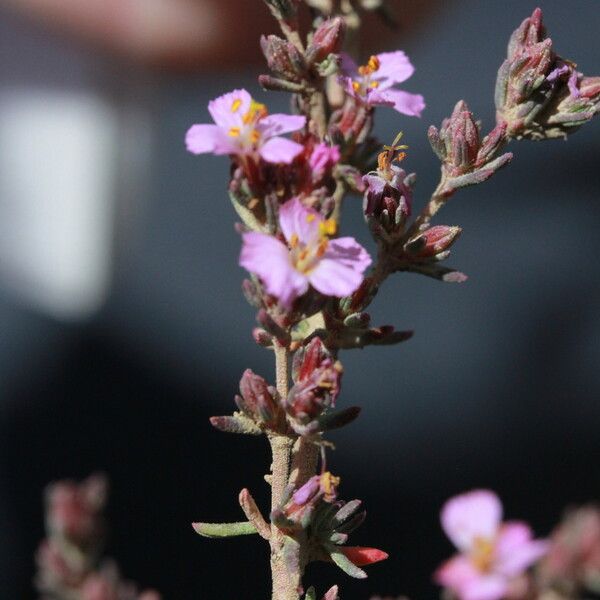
left=298, top=248, right=309, bottom=262
left=320, top=472, right=341, bottom=501
left=250, top=129, right=261, bottom=144
left=231, top=98, right=242, bottom=113
left=370, top=81, right=380, bottom=89
left=352, top=81, right=361, bottom=93
left=319, top=219, right=337, bottom=237
left=228, top=126, right=241, bottom=137
left=306, top=214, right=316, bottom=223
left=367, top=55, right=380, bottom=72
left=289, top=233, right=299, bottom=249
left=242, top=100, right=268, bottom=125
left=316, top=239, right=329, bottom=258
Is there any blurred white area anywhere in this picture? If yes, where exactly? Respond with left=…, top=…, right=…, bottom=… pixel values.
left=0, top=90, right=117, bottom=320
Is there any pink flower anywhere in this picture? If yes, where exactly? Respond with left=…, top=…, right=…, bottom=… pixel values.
left=309, top=143, right=341, bottom=181
left=239, top=198, right=371, bottom=307
left=435, top=490, right=549, bottom=600
left=186, top=88, right=306, bottom=164
left=340, top=51, right=425, bottom=117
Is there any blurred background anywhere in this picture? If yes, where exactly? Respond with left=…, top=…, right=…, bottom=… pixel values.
left=0, top=0, right=599, bottom=598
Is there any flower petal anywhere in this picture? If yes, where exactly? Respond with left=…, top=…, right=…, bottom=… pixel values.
left=185, top=124, right=235, bottom=155
left=309, top=237, right=371, bottom=298
left=278, top=198, right=321, bottom=245
left=324, top=237, right=372, bottom=271
left=259, top=137, right=304, bottom=164
left=240, top=232, right=308, bottom=307
left=208, top=89, right=252, bottom=128
left=259, top=114, right=306, bottom=137
left=374, top=51, right=415, bottom=84
left=376, top=89, right=425, bottom=117
left=461, top=575, right=507, bottom=600
left=441, top=490, right=502, bottom=552
left=496, top=530, right=549, bottom=577
left=339, top=52, right=359, bottom=77
left=435, top=555, right=480, bottom=590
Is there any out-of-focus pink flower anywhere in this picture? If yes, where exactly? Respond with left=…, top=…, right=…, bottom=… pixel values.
left=537, top=505, right=600, bottom=592
left=239, top=198, right=371, bottom=307
left=340, top=51, right=425, bottom=117
left=435, top=490, right=548, bottom=600
left=46, top=474, right=107, bottom=542
left=309, top=143, right=340, bottom=181
left=186, top=88, right=306, bottom=164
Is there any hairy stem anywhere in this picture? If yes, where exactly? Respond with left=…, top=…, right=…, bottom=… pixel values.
left=269, top=344, right=301, bottom=600
left=410, top=176, right=454, bottom=235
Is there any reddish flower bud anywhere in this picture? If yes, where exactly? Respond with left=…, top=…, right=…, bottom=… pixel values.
left=581, top=76, right=600, bottom=101
left=261, top=35, right=305, bottom=81
left=286, top=339, right=342, bottom=432
left=404, top=225, right=462, bottom=259
left=341, top=546, right=389, bottom=566
left=306, top=17, right=346, bottom=65
left=235, top=369, right=284, bottom=430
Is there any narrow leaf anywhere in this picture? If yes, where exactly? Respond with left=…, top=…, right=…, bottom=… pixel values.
left=304, top=587, right=317, bottom=600
left=318, top=407, right=361, bottom=431
left=329, top=547, right=367, bottom=579
left=191, top=521, right=257, bottom=538
left=209, top=414, right=262, bottom=435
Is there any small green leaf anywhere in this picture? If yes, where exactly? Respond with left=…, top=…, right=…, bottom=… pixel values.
left=304, top=587, right=317, bottom=600
left=329, top=548, right=367, bottom=579
left=192, top=521, right=257, bottom=538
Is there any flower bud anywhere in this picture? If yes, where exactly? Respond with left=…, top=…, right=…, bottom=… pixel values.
left=261, top=35, right=306, bottom=81
left=235, top=369, right=284, bottom=431
left=534, top=75, right=600, bottom=139
left=537, top=505, right=600, bottom=591
left=404, top=225, right=462, bottom=259
left=429, top=101, right=512, bottom=190
left=286, top=339, right=342, bottom=433
left=283, top=471, right=341, bottom=524
left=432, top=101, right=480, bottom=176
left=46, top=475, right=107, bottom=543
left=495, top=8, right=599, bottom=140
left=306, top=17, right=346, bottom=66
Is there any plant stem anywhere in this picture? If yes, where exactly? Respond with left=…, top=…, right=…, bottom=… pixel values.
left=269, top=344, right=301, bottom=600
left=409, top=176, right=454, bottom=236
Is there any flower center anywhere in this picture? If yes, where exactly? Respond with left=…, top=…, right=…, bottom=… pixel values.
left=227, top=99, right=267, bottom=145
left=353, top=55, right=382, bottom=96
left=289, top=217, right=336, bottom=275
left=471, top=536, right=495, bottom=572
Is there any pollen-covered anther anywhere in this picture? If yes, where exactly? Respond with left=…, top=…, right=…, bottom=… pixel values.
left=320, top=471, right=341, bottom=502
left=231, top=98, right=242, bottom=112
left=250, top=129, right=261, bottom=144
left=229, top=127, right=241, bottom=137
left=319, top=218, right=337, bottom=237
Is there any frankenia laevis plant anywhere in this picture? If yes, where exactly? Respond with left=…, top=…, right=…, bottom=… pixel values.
left=32, top=3, right=599, bottom=600
left=183, top=2, right=598, bottom=599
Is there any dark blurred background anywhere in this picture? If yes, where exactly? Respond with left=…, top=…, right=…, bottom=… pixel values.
left=0, top=1, right=599, bottom=598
